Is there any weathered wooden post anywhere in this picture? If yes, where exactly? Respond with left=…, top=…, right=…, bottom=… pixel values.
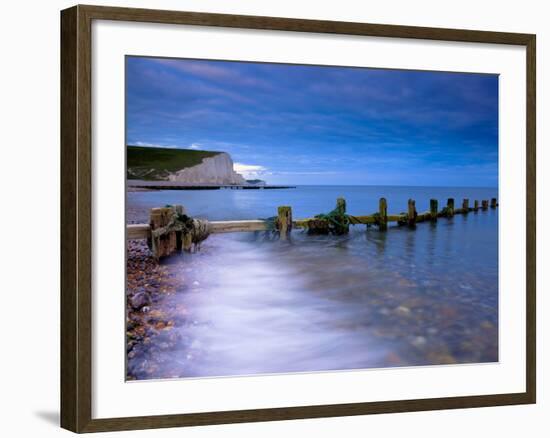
left=181, top=207, right=194, bottom=251
left=182, top=234, right=194, bottom=252
left=378, top=197, right=388, bottom=231
left=446, top=198, right=455, bottom=217
left=491, top=198, right=497, bottom=209
left=482, top=200, right=489, bottom=210
left=408, top=199, right=417, bottom=227
left=336, top=197, right=346, bottom=215
left=474, top=200, right=480, bottom=211
left=462, top=198, right=469, bottom=213
left=277, top=206, right=292, bottom=240
left=430, top=199, right=438, bottom=221
left=335, top=197, right=349, bottom=234
left=173, top=205, right=185, bottom=251
left=149, top=206, right=178, bottom=259
left=174, top=205, right=185, bottom=216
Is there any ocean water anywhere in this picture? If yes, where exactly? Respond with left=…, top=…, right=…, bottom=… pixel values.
left=127, top=185, right=499, bottom=379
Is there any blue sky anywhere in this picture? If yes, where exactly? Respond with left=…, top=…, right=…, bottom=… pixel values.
left=126, top=56, right=498, bottom=187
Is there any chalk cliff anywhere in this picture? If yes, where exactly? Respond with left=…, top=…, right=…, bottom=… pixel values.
left=167, top=152, right=246, bottom=185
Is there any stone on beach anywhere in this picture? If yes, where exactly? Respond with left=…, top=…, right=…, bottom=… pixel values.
left=130, top=291, right=150, bottom=310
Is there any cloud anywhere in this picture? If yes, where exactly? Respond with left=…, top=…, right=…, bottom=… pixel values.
left=127, top=57, right=498, bottom=186
left=153, top=58, right=238, bottom=81
left=233, top=162, right=268, bottom=178
left=269, top=171, right=339, bottom=175
left=133, top=141, right=180, bottom=149
left=150, top=58, right=274, bottom=91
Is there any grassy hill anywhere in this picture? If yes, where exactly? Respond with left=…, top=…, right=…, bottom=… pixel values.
left=127, top=145, right=221, bottom=180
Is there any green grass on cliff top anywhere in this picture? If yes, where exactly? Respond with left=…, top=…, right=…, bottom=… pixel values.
left=127, top=145, right=221, bottom=180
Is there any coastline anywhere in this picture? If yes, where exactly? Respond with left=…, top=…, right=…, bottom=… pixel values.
left=126, top=240, right=186, bottom=380
left=127, top=179, right=295, bottom=190
left=127, top=186, right=154, bottom=192
left=125, top=186, right=498, bottom=379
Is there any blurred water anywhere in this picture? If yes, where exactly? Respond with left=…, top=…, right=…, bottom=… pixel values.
left=127, top=186, right=498, bottom=379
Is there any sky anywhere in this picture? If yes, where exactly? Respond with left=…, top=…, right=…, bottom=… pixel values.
left=126, top=56, right=498, bottom=187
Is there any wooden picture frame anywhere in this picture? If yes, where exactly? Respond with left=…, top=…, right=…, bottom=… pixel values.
left=61, top=4, right=536, bottom=433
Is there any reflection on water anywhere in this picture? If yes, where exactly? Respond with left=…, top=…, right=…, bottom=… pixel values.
left=127, top=186, right=498, bottom=379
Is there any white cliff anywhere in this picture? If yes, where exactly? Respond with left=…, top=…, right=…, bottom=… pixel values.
left=167, top=152, right=247, bottom=185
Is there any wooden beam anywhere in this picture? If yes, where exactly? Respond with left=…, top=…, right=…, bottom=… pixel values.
left=126, top=197, right=499, bottom=241
left=349, top=215, right=377, bottom=224
left=416, top=212, right=432, bottom=223
left=293, top=219, right=310, bottom=228
left=209, top=220, right=270, bottom=233
left=305, top=218, right=330, bottom=234
left=127, top=224, right=150, bottom=239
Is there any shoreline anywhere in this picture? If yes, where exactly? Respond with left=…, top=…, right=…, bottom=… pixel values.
left=126, top=240, right=186, bottom=380
left=127, top=180, right=296, bottom=191
left=124, top=190, right=498, bottom=379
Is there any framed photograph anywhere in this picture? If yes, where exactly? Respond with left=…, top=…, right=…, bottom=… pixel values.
left=60, top=5, right=536, bottom=433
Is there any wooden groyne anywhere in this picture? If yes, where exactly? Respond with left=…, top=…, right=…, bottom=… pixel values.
left=127, top=197, right=498, bottom=259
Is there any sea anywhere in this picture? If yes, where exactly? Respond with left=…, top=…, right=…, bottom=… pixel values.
left=127, top=185, right=499, bottom=379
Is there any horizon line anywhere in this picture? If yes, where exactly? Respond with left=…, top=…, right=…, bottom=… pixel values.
left=264, top=184, right=498, bottom=189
